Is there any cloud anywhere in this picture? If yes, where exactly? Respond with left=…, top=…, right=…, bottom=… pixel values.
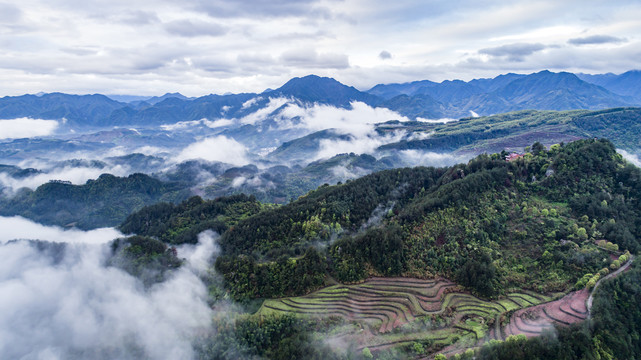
left=0, top=234, right=214, bottom=359
left=118, top=10, right=160, bottom=25
left=0, top=3, right=22, bottom=23
left=399, top=150, right=469, bottom=167
left=176, top=230, right=220, bottom=275
left=163, top=19, right=226, bottom=37
left=379, top=50, right=392, bottom=60
left=272, top=101, right=410, bottom=159
left=618, top=149, right=641, bottom=167
left=0, top=164, right=130, bottom=195
left=479, top=43, right=546, bottom=61
left=0, top=216, right=122, bottom=244
left=568, top=35, right=626, bottom=45
left=194, top=0, right=325, bottom=18
left=174, top=135, right=250, bottom=166
left=239, top=97, right=289, bottom=125
left=0, top=118, right=59, bottom=139
left=280, top=49, right=350, bottom=69
left=2, top=0, right=641, bottom=96
left=315, top=131, right=404, bottom=160
left=280, top=101, right=411, bottom=136
left=160, top=118, right=235, bottom=131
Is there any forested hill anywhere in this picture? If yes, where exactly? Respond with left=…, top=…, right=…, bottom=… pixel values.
left=0, top=173, right=190, bottom=229
left=122, top=139, right=641, bottom=302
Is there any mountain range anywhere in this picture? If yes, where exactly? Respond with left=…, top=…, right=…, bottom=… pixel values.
left=1, top=70, right=640, bottom=128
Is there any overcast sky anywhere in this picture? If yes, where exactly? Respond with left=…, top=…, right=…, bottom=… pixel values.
left=1, top=0, right=640, bottom=96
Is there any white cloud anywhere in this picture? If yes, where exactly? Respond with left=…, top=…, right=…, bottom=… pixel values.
left=280, top=101, right=410, bottom=136
left=160, top=118, right=236, bottom=131
left=0, top=118, right=59, bottom=139
left=239, top=97, right=290, bottom=125
left=618, top=149, right=641, bottom=167
left=399, top=150, right=470, bottom=167
left=0, top=164, right=130, bottom=195
left=0, top=216, right=121, bottom=244
left=231, top=176, right=246, bottom=188
left=267, top=100, right=410, bottom=159
left=174, top=135, right=249, bottom=166
left=1, top=1, right=639, bottom=95
left=416, top=117, right=458, bottom=124
left=0, top=236, right=213, bottom=359
left=315, top=131, right=404, bottom=160
left=176, top=230, right=220, bottom=275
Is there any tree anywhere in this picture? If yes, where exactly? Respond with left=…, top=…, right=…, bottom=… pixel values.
left=456, top=253, right=498, bottom=297
left=532, top=142, right=546, bottom=156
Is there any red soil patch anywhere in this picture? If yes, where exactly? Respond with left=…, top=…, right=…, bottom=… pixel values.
left=502, top=289, right=588, bottom=339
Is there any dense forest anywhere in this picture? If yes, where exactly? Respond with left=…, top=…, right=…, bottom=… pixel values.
left=123, top=139, right=641, bottom=303
left=0, top=173, right=190, bottom=229
left=109, top=138, right=641, bottom=359
left=119, top=194, right=268, bottom=244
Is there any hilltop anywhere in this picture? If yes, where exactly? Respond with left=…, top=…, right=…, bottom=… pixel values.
left=121, top=138, right=641, bottom=358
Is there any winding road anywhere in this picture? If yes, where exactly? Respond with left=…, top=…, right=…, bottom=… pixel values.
left=586, top=254, right=635, bottom=318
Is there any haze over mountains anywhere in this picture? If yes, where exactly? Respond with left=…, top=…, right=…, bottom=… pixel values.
left=1, top=70, right=639, bottom=129
left=2, top=68, right=641, bottom=229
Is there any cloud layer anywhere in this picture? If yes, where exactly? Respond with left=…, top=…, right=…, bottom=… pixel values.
left=0, top=226, right=216, bottom=360
left=174, top=135, right=249, bottom=166
left=0, top=1, right=640, bottom=95
left=0, top=216, right=122, bottom=244
left=0, top=118, right=59, bottom=139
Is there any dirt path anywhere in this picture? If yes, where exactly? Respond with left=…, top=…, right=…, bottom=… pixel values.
left=586, top=255, right=634, bottom=318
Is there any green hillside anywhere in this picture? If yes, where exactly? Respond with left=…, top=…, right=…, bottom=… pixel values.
left=118, top=138, right=641, bottom=359
left=0, top=173, right=190, bottom=229
left=380, top=107, right=641, bottom=154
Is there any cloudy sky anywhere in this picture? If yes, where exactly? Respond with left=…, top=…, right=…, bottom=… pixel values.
left=1, top=0, right=640, bottom=96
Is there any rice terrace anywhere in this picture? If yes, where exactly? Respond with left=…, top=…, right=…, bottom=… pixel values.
left=259, top=254, right=634, bottom=357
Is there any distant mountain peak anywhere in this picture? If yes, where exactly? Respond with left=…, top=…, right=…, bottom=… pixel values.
left=270, top=74, right=380, bottom=107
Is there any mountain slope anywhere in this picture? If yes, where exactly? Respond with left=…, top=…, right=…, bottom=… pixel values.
left=0, top=93, right=126, bottom=126
left=491, top=70, right=629, bottom=110
left=1, top=71, right=638, bottom=128
left=379, top=107, right=641, bottom=154
left=268, top=75, right=381, bottom=107
left=125, top=139, right=641, bottom=303
left=369, top=70, right=636, bottom=118
left=579, top=70, right=641, bottom=101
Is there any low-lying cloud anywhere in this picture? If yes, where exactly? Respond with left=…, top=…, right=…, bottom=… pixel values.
left=315, top=131, right=405, bottom=160
left=280, top=101, right=410, bottom=136
left=399, top=149, right=470, bottom=167
left=618, top=149, right=641, bottom=167
left=174, top=135, right=249, bottom=166
left=176, top=230, right=220, bottom=275
left=0, top=227, right=216, bottom=359
left=0, top=163, right=130, bottom=196
left=160, top=118, right=234, bottom=131
left=0, top=118, right=59, bottom=139
left=0, top=216, right=122, bottom=244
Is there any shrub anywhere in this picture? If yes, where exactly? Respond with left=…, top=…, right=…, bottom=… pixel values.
left=610, top=259, right=621, bottom=270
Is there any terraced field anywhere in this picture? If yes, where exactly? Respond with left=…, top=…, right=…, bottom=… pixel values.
left=258, top=277, right=558, bottom=352
left=498, top=289, right=588, bottom=340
